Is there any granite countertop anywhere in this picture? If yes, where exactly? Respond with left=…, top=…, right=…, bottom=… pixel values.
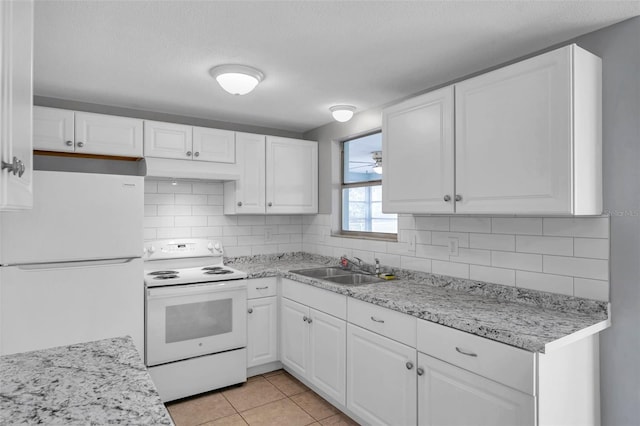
left=0, top=336, right=173, bottom=425
left=228, top=253, right=609, bottom=354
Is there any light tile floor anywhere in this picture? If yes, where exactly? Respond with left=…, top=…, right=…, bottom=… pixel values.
left=165, top=370, right=360, bottom=426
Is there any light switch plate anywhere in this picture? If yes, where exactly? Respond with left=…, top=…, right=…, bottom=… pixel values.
left=448, top=237, right=459, bottom=256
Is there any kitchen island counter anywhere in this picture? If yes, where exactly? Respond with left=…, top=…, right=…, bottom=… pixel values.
left=228, top=252, right=609, bottom=353
left=0, top=336, right=173, bottom=425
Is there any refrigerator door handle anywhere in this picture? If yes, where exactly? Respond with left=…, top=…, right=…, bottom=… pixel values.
left=14, top=257, right=139, bottom=271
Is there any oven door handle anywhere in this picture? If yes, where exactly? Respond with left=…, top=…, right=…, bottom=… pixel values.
left=147, top=282, right=244, bottom=299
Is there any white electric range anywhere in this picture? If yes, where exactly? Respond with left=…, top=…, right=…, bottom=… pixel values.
left=143, top=239, right=248, bottom=402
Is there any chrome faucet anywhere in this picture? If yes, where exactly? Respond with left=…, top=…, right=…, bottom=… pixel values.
left=340, top=255, right=381, bottom=276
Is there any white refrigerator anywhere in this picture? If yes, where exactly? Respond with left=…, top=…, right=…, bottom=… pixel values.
left=0, top=171, right=144, bottom=355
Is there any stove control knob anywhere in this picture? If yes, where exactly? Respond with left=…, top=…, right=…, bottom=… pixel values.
left=207, top=242, right=214, bottom=251
left=147, top=245, right=155, bottom=255
left=214, top=242, right=222, bottom=252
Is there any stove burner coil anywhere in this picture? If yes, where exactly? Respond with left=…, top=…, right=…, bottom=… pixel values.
left=202, top=266, right=224, bottom=271
left=148, top=270, right=179, bottom=276
left=204, top=269, right=233, bottom=275
left=154, top=274, right=179, bottom=280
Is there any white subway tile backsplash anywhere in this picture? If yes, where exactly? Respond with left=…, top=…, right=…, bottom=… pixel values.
left=175, top=216, right=207, bottom=227
left=574, top=278, right=609, bottom=301
left=516, top=236, right=574, bottom=256
left=398, top=215, right=416, bottom=230
left=157, top=181, right=192, bottom=193
left=416, top=244, right=450, bottom=261
left=374, top=253, right=401, bottom=268
left=157, top=227, right=191, bottom=239
left=491, top=218, right=542, bottom=235
left=543, top=217, right=609, bottom=238
left=469, top=265, right=515, bottom=286
left=144, top=181, right=158, bottom=193
left=144, top=205, right=157, bottom=217
left=192, top=182, right=223, bottom=195
left=516, top=271, right=574, bottom=296
left=208, top=215, right=238, bottom=226
left=453, top=248, right=491, bottom=266
left=266, top=215, right=292, bottom=225
left=450, top=217, right=491, bottom=233
left=278, top=224, right=303, bottom=234
left=401, top=256, right=432, bottom=273
left=543, top=255, right=609, bottom=280
left=238, top=216, right=266, bottom=226
left=574, top=238, right=609, bottom=260
left=144, top=193, right=174, bottom=205
left=432, top=260, right=470, bottom=279
left=157, top=205, right=192, bottom=216
left=492, top=251, right=542, bottom=272
left=144, top=216, right=174, bottom=228
left=469, top=233, right=515, bottom=251
left=207, top=195, right=224, bottom=205
left=222, top=226, right=253, bottom=236
left=191, top=227, right=223, bottom=238
left=143, top=228, right=157, bottom=240
left=175, top=194, right=208, bottom=205
left=192, top=205, right=221, bottom=216
left=432, top=232, right=470, bottom=248
left=414, top=216, right=450, bottom=231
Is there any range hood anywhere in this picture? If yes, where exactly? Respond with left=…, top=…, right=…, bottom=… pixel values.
left=143, top=158, right=241, bottom=181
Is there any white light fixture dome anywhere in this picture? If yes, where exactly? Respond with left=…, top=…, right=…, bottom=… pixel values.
left=209, top=64, right=265, bottom=95
left=330, top=105, right=356, bottom=122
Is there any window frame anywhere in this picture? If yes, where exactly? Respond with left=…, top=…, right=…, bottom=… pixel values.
left=339, top=131, right=397, bottom=241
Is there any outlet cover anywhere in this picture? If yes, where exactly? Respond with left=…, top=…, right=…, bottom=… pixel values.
left=264, top=228, right=273, bottom=241
left=408, top=234, right=416, bottom=253
left=448, top=237, right=459, bottom=256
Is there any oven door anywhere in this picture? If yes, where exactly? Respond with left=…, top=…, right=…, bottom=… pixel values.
left=146, top=281, right=247, bottom=366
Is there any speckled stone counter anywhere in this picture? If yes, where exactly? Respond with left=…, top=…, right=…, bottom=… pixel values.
left=227, top=252, right=609, bottom=353
left=0, top=336, right=173, bottom=425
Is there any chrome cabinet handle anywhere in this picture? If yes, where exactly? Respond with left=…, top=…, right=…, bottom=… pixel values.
left=255, top=286, right=269, bottom=290
left=455, top=194, right=462, bottom=202
left=406, top=361, right=414, bottom=370
left=267, top=202, right=273, bottom=207
left=65, top=140, right=73, bottom=146
left=194, top=152, right=200, bottom=157
left=455, top=347, right=478, bottom=357
left=417, top=367, right=424, bottom=376
left=76, top=141, right=85, bottom=148
left=443, top=195, right=451, bottom=202
left=307, top=317, right=313, bottom=324
left=186, top=151, right=192, bottom=157
left=237, top=201, right=243, bottom=207
left=247, top=308, right=253, bottom=314
left=303, top=315, right=308, bottom=322
left=370, top=316, right=385, bottom=323
left=2, top=156, right=23, bottom=177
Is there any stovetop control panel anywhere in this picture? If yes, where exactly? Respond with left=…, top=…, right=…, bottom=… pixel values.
left=143, top=239, right=223, bottom=260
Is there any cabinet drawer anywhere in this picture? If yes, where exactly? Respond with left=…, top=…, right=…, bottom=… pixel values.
left=348, top=298, right=416, bottom=347
left=282, top=279, right=346, bottom=319
left=417, top=319, right=535, bottom=395
left=247, top=277, right=277, bottom=299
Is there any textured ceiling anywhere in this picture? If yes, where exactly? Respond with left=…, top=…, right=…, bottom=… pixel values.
left=33, top=1, right=640, bottom=133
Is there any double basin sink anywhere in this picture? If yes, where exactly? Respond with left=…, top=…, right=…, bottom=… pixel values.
left=290, top=266, right=384, bottom=286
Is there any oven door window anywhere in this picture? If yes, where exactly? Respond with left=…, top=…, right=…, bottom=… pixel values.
left=166, top=299, right=232, bottom=343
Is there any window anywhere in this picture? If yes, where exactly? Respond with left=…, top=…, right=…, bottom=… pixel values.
left=341, top=132, right=397, bottom=238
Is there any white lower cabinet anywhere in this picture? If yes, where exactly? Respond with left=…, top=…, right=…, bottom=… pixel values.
left=247, top=296, right=278, bottom=368
left=280, top=279, right=347, bottom=404
left=417, top=352, right=534, bottom=426
left=347, top=324, right=417, bottom=426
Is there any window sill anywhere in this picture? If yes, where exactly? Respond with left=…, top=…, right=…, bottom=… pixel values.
left=332, top=231, right=398, bottom=243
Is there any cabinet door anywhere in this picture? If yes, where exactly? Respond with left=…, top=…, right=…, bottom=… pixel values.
left=0, top=0, right=33, bottom=210
left=280, top=297, right=309, bottom=378
left=143, top=120, right=192, bottom=160
left=418, top=353, right=534, bottom=426
left=75, top=112, right=143, bottom=157
left=309, top=308, right=346, bottom=404
left=192, top=127, right=235, bottom=163
left=382, top=86, right=454, bottom=213
left=233, top=132, right=266, bottom=214
left=455, top=47, right=572, bottom=214
left=266, top=137, right=318, bottom=214
left=347, top=324, right=417, bottom=426
left=247, top=296, right=278, bottom=368
left=33, top=107, right=74, bottom=153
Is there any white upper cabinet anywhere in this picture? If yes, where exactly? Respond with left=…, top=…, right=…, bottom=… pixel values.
left=143, top=120, right=192, bottom=160
left=382, top=44, right=601, bottom=215
left=192, top=126, right=235, bottom=163
left=144, top=121, right=236, bottom=164
left=382, top=86, right=454, bottom=213
left=266, top=136, right=318, bottom=214
left=0, top=0, right=33, bottom=210
left=225, top=134, right=318, bottom=215
left=33, top=107, right=143, bottom=157
left=455, top=44, right=601, bottom=215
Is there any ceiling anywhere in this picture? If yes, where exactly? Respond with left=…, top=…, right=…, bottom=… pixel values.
left=33, top=1, right=640, bottom=134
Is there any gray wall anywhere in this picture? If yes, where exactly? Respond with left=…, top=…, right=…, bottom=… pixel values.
left=305, top=17, right=640, bottom=424
left=34, top=96, right=304, bottom=140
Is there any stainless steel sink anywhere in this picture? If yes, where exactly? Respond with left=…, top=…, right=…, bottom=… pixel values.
left=290, top=267, right=355, bottom=278
left=323, top=274, right=385, bottom=285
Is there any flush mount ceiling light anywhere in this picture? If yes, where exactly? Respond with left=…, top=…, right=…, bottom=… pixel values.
left=209, top=64, right=265, bottom=95
left=330, top=105, right=356, bottom=122
left=371, top=151, right=382, bottom=174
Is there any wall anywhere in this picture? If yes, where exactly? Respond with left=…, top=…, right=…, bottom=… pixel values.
left=143, top=178, right=303, bottom=257
left=305, top=16, right=640, bottom=424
